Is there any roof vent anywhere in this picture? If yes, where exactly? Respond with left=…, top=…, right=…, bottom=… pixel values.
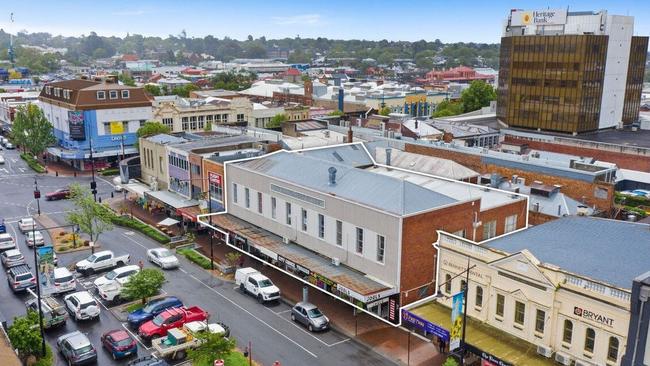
left=328, top=167, right=337, bottom=186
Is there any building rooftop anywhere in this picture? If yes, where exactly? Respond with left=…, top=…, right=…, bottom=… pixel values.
left=145, top=134, right=188, bottom=145
left=373, top=147, right=480, bottom=181
left=170, top=135, right=260, bottom=152
left=298, top=143, right=374, bottom=168
left=485, top=216, right=650, bottom=288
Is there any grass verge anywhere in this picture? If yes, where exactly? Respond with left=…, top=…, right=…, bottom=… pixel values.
left=20, top=153, right=46, bottom=173
left=96, top=204, right=171, bottom=244
left=177, top=248, right=212, bottom=270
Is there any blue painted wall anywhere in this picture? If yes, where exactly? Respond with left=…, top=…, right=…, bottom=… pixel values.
left=53, top=110, right=137, bottom=155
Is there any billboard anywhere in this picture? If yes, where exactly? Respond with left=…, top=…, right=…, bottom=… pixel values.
left=450, top=291, right=465, bottom=351
left=37, top=246, right=56, bottom=295
left=110, top=121, right=124, bottom=134
left=401, top=309, right=450, bottom=341
left=67, top=110, right=86, bottom=140
left=511, top=9, right=567, bottom=26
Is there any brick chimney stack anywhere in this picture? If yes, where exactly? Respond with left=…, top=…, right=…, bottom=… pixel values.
left=347, top=124, right=353, bottom=143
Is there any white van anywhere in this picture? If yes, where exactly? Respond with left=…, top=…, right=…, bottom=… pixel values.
left=53, top=267, right=76, bottom=294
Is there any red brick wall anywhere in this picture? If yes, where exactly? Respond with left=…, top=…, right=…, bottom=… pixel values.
left=476, top=199, right=528, bottom=241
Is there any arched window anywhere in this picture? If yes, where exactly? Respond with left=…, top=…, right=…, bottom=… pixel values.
left=607, top=337, right=619, bottom=362
left=584, top=328, right=595, bottom=352
left=475, top=286, right=483, bottom=307
left=562, top=320, right=573, bottom=344
left=444, top=274, right=451, bottom=294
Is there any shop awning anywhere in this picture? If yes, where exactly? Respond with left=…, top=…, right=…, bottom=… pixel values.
left=48, top=146, right=138, bottom=159
left=146, top=190, right=198, bottom=209
left=411, top=302, right=556, bottom=366
left=158, top=218, right=179, bottom=226
left=177, top=206, right=202, bottom=222
left=124, top=181, right=152, bottom=198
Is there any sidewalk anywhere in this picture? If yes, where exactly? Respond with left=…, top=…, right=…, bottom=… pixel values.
left=38, top=156, right=93, bottom=177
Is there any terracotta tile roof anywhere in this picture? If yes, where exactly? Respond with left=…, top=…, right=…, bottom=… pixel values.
left=39, top=79, right=153, bottom=110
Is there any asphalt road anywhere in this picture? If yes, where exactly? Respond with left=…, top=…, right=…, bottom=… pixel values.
left=0, top=147, right=397, bottom=366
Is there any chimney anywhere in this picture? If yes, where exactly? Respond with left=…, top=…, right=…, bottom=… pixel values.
left=347, top=124, right=353, bottom=143
left=414, top=120, right=419, bottom=129
left=385, top=148, right=392, bottom=166
left=328, top=167, right=337, bottom=185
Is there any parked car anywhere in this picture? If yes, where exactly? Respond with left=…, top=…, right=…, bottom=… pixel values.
left=147, top=248, right=179, bottom=269
left=25, top=230, right=45, bottom=247
left=5, top=142, right=14, bottom=149
left=101, top=329, right=138, bottom=360
left=45, top=187, right=71, bottom=201
left=1, top=249, right=25, bottom=268
left=97, top=281, right=124, bottom=303
left=138, top=306, right=208, bottom=343
left=18, top=217, right=37, bottom=233
left=235, top=267, right=281, bottom=303
left=6, top=264, right=36, bottom=292
left=0, top=137, right=7, bottom=146
left=26, top=295, right=67, bottom=329
left=93, top=264, right=139, bottom=288
left=56, top=331, right=97, bottom=365
left=75, top=250, right=130, bottom=276
left=128, top=356, right=169, bottom=366
left=291, top=302, right=330, bottom=332
left=64, top=291, right=100, bottom=321
left=0, top=233, right=16, bottom=251
left=53, top=267, right=76, bottom=294
left=127, top=296, right=184, bottom=329
left=0, top=155, right=4, bottom=164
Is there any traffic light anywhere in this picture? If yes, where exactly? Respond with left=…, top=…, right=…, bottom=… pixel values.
left=33, top=190, right=41, bottom=199
left=91, top=189, right=97, bottom=195
left=90, top=181, right=97, bottom=190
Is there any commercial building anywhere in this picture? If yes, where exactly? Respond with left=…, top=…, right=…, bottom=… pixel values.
left=412, top=216, right=650, bottom=366
left=497, top=9, right=648, bottom=133
left=39, top=77, right=153, bottom=170
left=151, top=95, right=253, bottom=132
left=421, top=66, right=496, bottom=86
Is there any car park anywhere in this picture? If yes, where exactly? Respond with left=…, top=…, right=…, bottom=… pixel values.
left=0, top=233, right=16, bottom=251
left=56, top=331, right=98, bottom=365
left=1, top=249, right=25, bottom=268
left=291, top=302, right=330, bottom=332
left=25, top=230, right=45, bottom=247
left=25, top=293, right=68, bottom=329
left=45, top=187, right=71, bottom=201
left=127, top=296, right=184, bottom=329
left=147, top=248, right=180, bottom=269
left=64, top=291, right=101, bottom=321
left=52, top=267, right=76, bottom=294
left=6, top=264, right=36, bottom=292
left=101, top=329, right=138, bottom=360
left=151, top=320, right=230, bottom=361
left=93, top=264, right=139, bottom=288
left=235, top=267, right=281, bottom=303
left=128, top=355, right=169, bottom=366
left=75, top=250, right=130, bottom=275
left=138, top=306, right=208, bottom=342
left=18, top=217, right=37, bottom=233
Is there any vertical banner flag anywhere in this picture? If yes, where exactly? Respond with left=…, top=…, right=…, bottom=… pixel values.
left=450, top=291, right=465, bottom=351
left=37, top=246, right=56, bottom=295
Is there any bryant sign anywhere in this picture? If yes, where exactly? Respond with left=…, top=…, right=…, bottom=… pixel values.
left=511, top=9, right=567, bottom=26
left=574, top=306, right=614, bottom=327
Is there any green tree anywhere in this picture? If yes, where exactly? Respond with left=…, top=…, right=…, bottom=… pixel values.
left=188, top=330, right=236, bottom=365
left=118, top=73, right=136, bottom=86
left=459, top=80, right=496, bottom=113
left=11, top=104, right=56, bottom=156
left=7, top=310, right=43, bottom=361
left=432, top=100, right=465, bottom=118
left=267, top=113, right=288, bottom=128
left=66, top=184, right=114, bottom=245
left=136, top=121, right=171, bottom=138
left=121, top=268, right=166, bottom=304
left=442, top=356, right=460, bottom=366
left=171, top=84, right=199, bottom=97
left=204, top=120, right=212, bottom=132
left=144, top=84, right=161, bottom=96
left=378, top=106, right=391, bottom=116
left=328, top=110, right=344, bottom=117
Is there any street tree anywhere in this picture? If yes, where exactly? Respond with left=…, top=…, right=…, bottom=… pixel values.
left=460, top=80, right=496, bottom=113
left=267, top=113, right=288, bottom=128
left=188, top=331, right=236, bottom=365
left=432, top=100, right=465, bottom=118
left=171, top=84, right=199, bottom=97
left=66, top=184, right=114, bottom=245
left=11, top=104, right=56, bottom=156
left=118, top=73, right=136, bottom=86
left=121, top=268, right=166, bottom=304
left=144, top=84, right=161, bottom=96
left=136, top=121, right=171, bottom=139
left=7, top=310, right=42, bottom=361
left=378, top=106, right=391, bottom=116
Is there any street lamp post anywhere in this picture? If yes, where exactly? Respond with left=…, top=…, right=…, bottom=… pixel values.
left=30, top=180, right=46, bottom=357
left=89, top=136, right=97, bottom=202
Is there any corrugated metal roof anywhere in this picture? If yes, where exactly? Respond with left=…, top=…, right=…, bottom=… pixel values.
left=298, top=144, right=374, bottom=168
left=485, top=216, right=650, bottom=288
left=374, top=147, right=479, bottom=181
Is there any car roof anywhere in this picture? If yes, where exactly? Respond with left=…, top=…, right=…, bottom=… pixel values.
left=152, top=247, right=169, bottom=253
left=249, top=273, right=269, bottom=280
left=106, top=329, right=130, bottom=341
left=112, top=265, right=139, bottom=273
left=20, top=217, right=34, bottom=222
left=9, top=264, right=32, bottom=275
left=152, top=296, right=180, bottom=305
left=53, top=267, right=72, bottom=276
left=67, top=333, right=91, bottom=348
left=0, top=233, right=13, bottom=239
left=92, top=250, right=112, bottom=256
left=295, top=302, right=318, bottom=310
left=68, top=291, right=95, bottom=303
left=4, top=249, right=21, bottom=256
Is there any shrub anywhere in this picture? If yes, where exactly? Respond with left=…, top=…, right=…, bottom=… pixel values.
left=20, top=153, right=46, bottom=173
left=178, top=248, right=213, bottom=270
left=32, top=344, right=54, bottom=366
left=95, top=204, right=170, bottom=244
left=99, top=167, right=120, bottom=176
left=58, top=246, right=69, bottom=252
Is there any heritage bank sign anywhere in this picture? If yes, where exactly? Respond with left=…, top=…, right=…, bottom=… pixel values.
left=511, top=9, right=568, bottom=26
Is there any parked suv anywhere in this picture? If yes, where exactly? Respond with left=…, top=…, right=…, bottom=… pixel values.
left=0, top=233, right=16, bottom=251
left=1, top=249, right=25, bottom=268
left=18, top=217, right=37, bottom=233
left=25, top=230, right=45, bottom=247
left=64, top=291, right=100, bottom=321
left=6, top=264, right=36, bottom=292
left=127, top=296, right=183, bottom=329
left=53, top=267, right=76, bottom=294
left=57, top=331, right=97, bottom=365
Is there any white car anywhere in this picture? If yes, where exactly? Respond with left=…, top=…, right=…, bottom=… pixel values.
left=52, top=267, right=76, bottom=294
left=0, top=233, right=16, bottom=251
left=0, top=155, right=4, bottom=164
left=64, top=291, right=100, bottom=321
left=18, top=218, right=37, bottom=233
left=147, top=248, right=180, bottom=269
left=25, top=230, right=45, bottom=247
left=97, top=281, right=123, bottom=302
left=93, top=264, right=139, bottom=288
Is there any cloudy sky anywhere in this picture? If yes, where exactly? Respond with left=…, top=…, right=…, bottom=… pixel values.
left=1, top=0, right=647, bottom=43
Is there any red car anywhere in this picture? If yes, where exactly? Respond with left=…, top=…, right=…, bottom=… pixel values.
left=138, top=306, right=207, bottom=342
left=45, top=188, right=71, bottom=201
left=101, top=329, right=137, bottom=360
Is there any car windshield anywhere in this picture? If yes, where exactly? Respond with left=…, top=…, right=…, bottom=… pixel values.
left=158, top=250, right=173, bottom=257
left=16, top=273, right=32, bottom=281
left=307, top=308, right=323, bottom=318
left=105, top=271, right=118, bottom=280
left=115, top=338, right=132, bottom=347
left=0, top=237, right=12, bottom=243
left=74, top=344, right=93, bottom=355
left=8, top=253, right=22, bottom=259
left=258, top=279, right=273, bottom=288
left=152, top=314, right=165, bottom=326
left=55, top=275, right=73, bottom=283
left=86, top=254, right=97, bottom=262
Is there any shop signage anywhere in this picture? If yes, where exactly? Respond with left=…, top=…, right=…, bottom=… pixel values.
left=442, top=259, right=484, bottom=279
left=312, top=273, right=335, bottom=287
left=464, top=343, right=513, bottom=366
left=208, top=172, right=222, bottom=185
left=67, top=111, right=86, bottom=140
left=336, top=284, right=397, bottom=304
left=574, top=306, right=614, bottom=327
left=401, top=309, right=450, bottom=341
left=295, top=264, right=310, bottom=276
left=388, top=298, right=398, bottom=323
left=110, top=121, right=124, bottom=134
left=511, top=9, right=567, bottom=26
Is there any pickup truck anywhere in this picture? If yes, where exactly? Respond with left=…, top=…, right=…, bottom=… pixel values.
left=152, top=321, right=230, bottom=361
left=235, top=267, right=281, bottom=303
left=138, top=306, right=208, bottom=343
left=25, top=290, right=67, bottom=329
left=75, top=250, right=130, bottom=276
left=97, top=278, right=127, bottom=303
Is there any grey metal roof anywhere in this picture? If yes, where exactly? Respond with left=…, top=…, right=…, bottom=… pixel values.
left=145, top=134, right=187, bottom=144
left=485, top=216, right=650, bottom=288
left=170, top=135, right=259, bottom=152
left=237, top=151, right=458, bottom=215
left=298, top=144, right=374, bottom=168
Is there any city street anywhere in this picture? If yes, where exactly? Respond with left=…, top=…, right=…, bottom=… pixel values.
left=0, top=147, right=396, bottom=366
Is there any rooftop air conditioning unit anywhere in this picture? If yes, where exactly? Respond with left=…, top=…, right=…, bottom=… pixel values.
left=331, top=257, right=341, bottom=266
left=282, top=237, right=290, bottom=245
left=554, top=353, right=572, bottom=366
left=536, top=345, right=553, bottom=358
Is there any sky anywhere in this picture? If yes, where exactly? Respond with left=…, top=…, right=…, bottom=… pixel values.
left=0, top=0, right=648, bottom=43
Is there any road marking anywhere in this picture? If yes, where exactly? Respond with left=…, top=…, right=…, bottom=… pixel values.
left=327, top=338, right=351, bottom=347
left=186, top=273, right=318, bottom=358
left=124, top=231, right=134, bottom=236
left=265, top=307, right=331, bottom=347
left=121, top=323, right=152, bottom=350
left=121, top=232, right=148, bottom=250
left=178, top=268, right=187, bottom=274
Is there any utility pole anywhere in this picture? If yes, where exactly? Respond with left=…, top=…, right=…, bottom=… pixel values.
left=89, top=136, right=97, bottom=202
left=208, top=181, right=214, bottom=272
left=461, top=257, right=470, bottom=366
left=31, top=180, right=46, bottom=356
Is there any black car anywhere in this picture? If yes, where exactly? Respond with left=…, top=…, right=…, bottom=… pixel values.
left=128, top=355, right=169, bottom=366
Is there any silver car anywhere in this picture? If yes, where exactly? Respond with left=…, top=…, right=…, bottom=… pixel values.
left=291, top=302, right=329, bottom=332
left=56, top=331, right=97, bottom=365
left=1, top=249, right=25, bottom=268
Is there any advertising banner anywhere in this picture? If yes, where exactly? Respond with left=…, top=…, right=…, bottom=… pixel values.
left=37, top=246, right=56, bottom=295
left=401, top=309, right=450, bottom=341
left=450, top=291, right=464, bottom=351
left=110, top=121, right=124, bottom=134
left=67, top=110, right=86, bottom=140
left=511, top=9, right=567, bottom=26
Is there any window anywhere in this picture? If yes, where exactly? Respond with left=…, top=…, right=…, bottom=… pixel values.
left=318, top=214, right=325, bottom=238
left=109, top=90, right=118, bottom=99
left=444, top=274, right=452, bottom=294
left=483, top=220, right=497, bottom=239
left=190, top=116, right=197, bottom=130
left=97, top=91, right=106, bottom=100
left=257, top=192, right=263, bottom=214
left=121, top=90, right=130, bottom=99
left=607, top=337, right=619, bottom=362
left=496, top=294, right=505, bottom=317
left=285, top=203, right=292, bottom=225
left=222, top=114, right=229, bottom=123
left=232, top=183, right=238, bottom=203
left=355, top=228, right=363, bottom=254
left=336, top=220, right=342, bottom=246
left=162, top=118, right=173, bottom=129
left=301, top=209, right=308, bottom=231
left=182, top=117, right=189, bottom=130
left=563, top=320, right=573, bottom=344
left=271, top=197, right=277, bottom=219
left=209, top=177, right=223, bottom=202
left=514, top=301, right=525, bottom=326
left=505, top=215, right=518, bottom=233
left=535, top=309, right=545, bottom=333
left=584, top=328, right=595, bottom=353
left=475, top=286, right=483, bottom=307
left=377, top=235, right=385, bottom=263
left=198, top=115, right=205, bottom=129
left=237, top=114, right=245, bottom=122
left=244, top=188, right=250, bottom=208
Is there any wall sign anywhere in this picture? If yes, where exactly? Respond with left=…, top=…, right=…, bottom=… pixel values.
left=464, top=343, right=514, bottom=366
left=67, top=110, right=86, bottom=140
left=510, top=9, right=568, bottom=26
left=574, top=306, right=614, bottom=327
left=401, top=309, right=449, bottom=341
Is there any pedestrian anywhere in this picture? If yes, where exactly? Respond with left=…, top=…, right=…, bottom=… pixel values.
left=138, top=260, right=144, bottom=270
left=238, top=255, right=245, bottom=268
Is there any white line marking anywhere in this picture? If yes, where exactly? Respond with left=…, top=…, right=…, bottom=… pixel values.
left=178, top=268, right=187, bottom=274
left=121, top=232, right=148, bottom=250
left=121, top=323, right=152, bottom=350
left=186, top=273, right=318, bottom=358
left=265, top=307, right=331, bottom=347
left=274, top=309, right=292, bottom=315
left=327, top=338, right=351, bottom=347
